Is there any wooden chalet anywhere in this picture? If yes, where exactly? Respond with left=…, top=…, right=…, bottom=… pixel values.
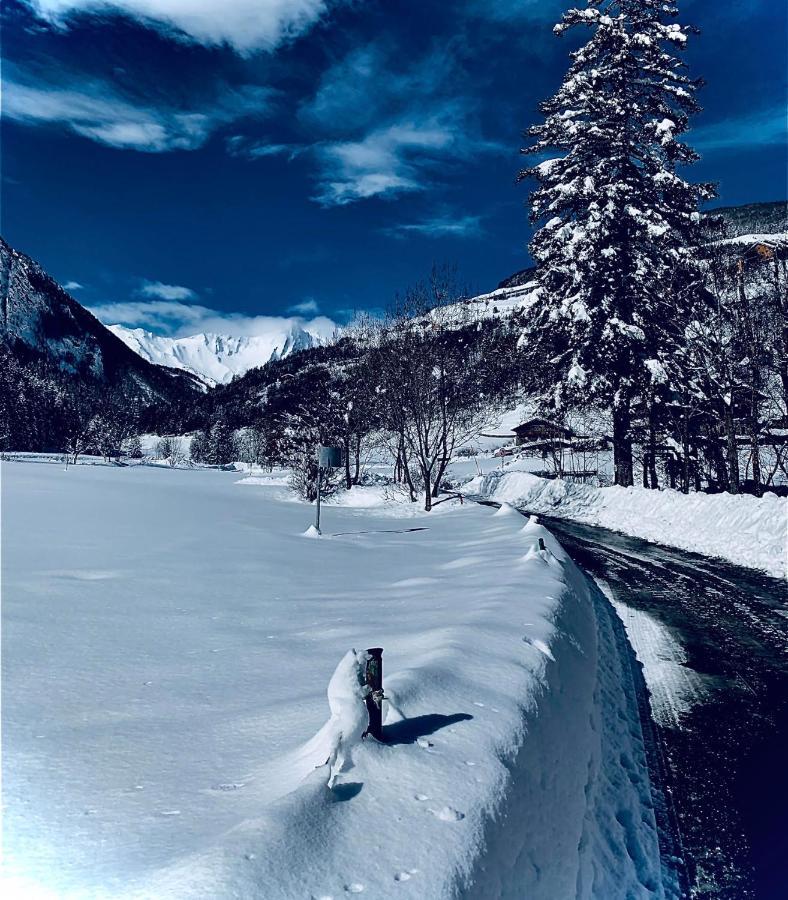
left=512, top=417, right=575, bottom=447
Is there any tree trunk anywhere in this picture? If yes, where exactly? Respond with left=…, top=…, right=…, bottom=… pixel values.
left=612, top=404, right=634, bottom=487
left=344, top=436, right=352, bottom=490
left=400, top=445, right=417, bottom=502
left=681, top=421, right=691, bottom=494
left=423, top=469, right=433, bottom=512
left=432, top=455, right=449, bottom=498
left=353, top=433, right=362, bottom=484
left=750, top=412, right=762, bottom=497
left=647, top=407, right=659, bottom=489
left=723, top=403, right=740, bottom=494
left=710, top=436, right=729, bottom=492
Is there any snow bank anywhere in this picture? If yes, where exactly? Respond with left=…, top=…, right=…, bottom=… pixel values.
left=468, top=470, right=787, bottom=579
left=3, top=463, right=671, bottom=899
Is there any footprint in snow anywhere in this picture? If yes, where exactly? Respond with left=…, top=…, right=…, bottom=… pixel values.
left=414, top=793, right=429, bottom=801
left=431, top=806, right=465, bottom=822
left=416, top=738, right=434, bottom=750
left=344, top=884, right=365, bottom=894
left=394, top=869, right=420, bottom=882
left=159, top=810, right=181, bottom=817
left=473, top=701, right=485, bottom=708
left=211, top=782, right=246, bottom=792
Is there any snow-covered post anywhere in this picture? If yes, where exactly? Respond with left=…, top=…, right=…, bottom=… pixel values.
left=363, top=647, right=384, bottom=742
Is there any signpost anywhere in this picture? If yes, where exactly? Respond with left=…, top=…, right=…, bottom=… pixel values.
left=315, top=444, right=342, bottom=534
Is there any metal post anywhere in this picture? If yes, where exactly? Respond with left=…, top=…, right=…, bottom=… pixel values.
left=363, top=648, right=384, bottom=741
left=315, top=466, right=322, bottom=534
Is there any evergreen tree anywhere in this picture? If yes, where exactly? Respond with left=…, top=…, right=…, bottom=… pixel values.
left=520, top=0, right=715, bottom=485
left=207, top=419, right=236, bottom=466
left=124, top=434, right=144, bottom=459
left=190, top=429, right=209, bottom=464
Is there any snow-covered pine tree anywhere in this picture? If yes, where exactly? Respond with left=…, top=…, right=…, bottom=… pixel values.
left=207, top=419, right=236, bottom=466
left=519, top=0, right=715, bottom=485
left=124, top=433, right=144, bottom=459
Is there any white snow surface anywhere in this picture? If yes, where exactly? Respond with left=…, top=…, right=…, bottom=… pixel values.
left=108, top=320, right=336, bottom=386
left=467, top=469, right=787, bottom=580
left=3, top=462, right=671, bottom=899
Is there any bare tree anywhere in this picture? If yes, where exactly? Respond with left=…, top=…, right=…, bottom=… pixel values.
left=373, top=267, right=504, bottom=510
left=60, top=392, right=96, bottom=465
left=237, top=425, right=268, bottom=472
left=156, top=435, right=185, bottom=467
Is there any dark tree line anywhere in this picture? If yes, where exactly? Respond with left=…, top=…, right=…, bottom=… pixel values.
left=0, top=342, right=200, bottom=462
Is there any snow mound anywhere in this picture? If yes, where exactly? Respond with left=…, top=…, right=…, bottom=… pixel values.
left=323, top=650, right=369, bottom=785
left=468, top=470, right=787, bottom=579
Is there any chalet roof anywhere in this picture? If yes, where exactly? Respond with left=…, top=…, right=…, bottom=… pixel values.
left=513, top=417, right=573, bottom=433
left=512, top=416, right=574, bottom=437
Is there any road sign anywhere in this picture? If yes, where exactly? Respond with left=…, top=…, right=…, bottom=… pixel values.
left=314, top=445, right=343, bottom=534
left=317, top=445, right=343, bottom=468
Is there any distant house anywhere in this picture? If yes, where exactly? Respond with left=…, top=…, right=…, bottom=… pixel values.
left=737, top=237, right=788, bottom=270
left=512, top=418, right=575, bottom=447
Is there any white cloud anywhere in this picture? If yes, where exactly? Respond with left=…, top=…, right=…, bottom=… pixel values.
left=293, top=42, right=505, bottom=206
left=24, top=0, right=331, bottom=54
left=138, top=280, right=197, bottom=301
left=226, top=135, right=302, bottom=160
left=287, top=298, right=321, bottom=315
left=63, top=280, right=83, bottom=290
left=89, top=299, right=211, bottom=332
left=313, top=120, right=457, bottom=206
left=385, top=213, right=484, bottom=239
left=300, top=41, right=461, bottom=133
left=89, top=296, right=337, bottom=339
left=3, top=66, right=273, bottom=152
left=692, top=106, right=787, bottom=151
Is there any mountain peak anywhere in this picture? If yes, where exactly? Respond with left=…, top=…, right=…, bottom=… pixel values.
left=108, top=322, right=334, bottom=386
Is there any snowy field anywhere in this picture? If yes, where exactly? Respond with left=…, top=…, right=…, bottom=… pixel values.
left=467, top=468, right=787, bottom=580
left=2, top=461, right=673, bottom=899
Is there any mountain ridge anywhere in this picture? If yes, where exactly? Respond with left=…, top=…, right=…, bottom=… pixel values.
left=0, top=235, right=201, bottom=397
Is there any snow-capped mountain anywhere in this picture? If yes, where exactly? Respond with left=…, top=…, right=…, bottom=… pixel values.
left=108, top=319, right=337, bottom=386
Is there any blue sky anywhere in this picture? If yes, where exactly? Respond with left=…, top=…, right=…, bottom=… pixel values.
left=2, top=0, right=786, bottom=336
